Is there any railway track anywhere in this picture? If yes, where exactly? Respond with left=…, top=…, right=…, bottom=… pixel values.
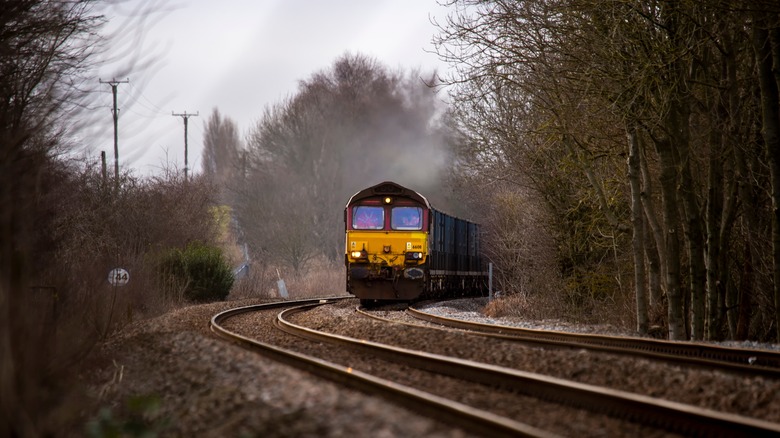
left=402, top=302, right=780, bottom=378
left=211, top=298, right=552, bottom=438
left=213, top=298, right=780, bottom=437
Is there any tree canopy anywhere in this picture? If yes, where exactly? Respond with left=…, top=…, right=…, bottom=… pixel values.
left=232, top=53, right=453, bottom=274
left=434, top=0, right=780, bottom=341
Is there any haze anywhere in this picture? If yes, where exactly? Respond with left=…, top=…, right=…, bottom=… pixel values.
left=88, top=0, right=452, bottom=176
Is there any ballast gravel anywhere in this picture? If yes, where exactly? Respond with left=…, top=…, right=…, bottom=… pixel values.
left=286, top=299, right=780, bottom=424
left=85, top=298, right=470, bottom=438
left=82, top=296, right=780, bottom=437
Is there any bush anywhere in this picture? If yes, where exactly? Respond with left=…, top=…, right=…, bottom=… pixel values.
left=156, top=242, right=234, bottom=302
left=86, top=395, right=169, bottom=438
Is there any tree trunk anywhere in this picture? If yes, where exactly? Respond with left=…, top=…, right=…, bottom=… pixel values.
left=708, top=36, right=742, bottom=341
left=736, top=243, right=753, bottom=340
left=678, top=120, right=705, bottom=340
left=721, top=89, right=746, bottom=341
left=725, top=265, right=739, bottom=338
left=655, top=136, right=685, bottom=340
left=753, top=19, right=780, bottom=341
left=0, top=176, right=19, bottom=438
left=705, top=105, right=724, bottom=340
left=643, top=217, right=663, bottom=314
left=639, top=146, right=665, bottom=309
left=627, top=123, right=648, bottom=334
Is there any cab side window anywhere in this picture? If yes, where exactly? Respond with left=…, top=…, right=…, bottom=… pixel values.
left=353, top=206, right=384, bottom=230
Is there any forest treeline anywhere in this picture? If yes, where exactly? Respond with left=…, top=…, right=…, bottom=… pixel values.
left=428, top=0, right=780, bottom=342
left=211, top=55, right=456, bottom=275
left=204, top=1, right=780, bottom=343
left=0, top=2, right=231, bottom=435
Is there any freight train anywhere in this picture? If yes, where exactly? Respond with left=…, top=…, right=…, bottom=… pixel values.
left=344, top=181, right=487, bottom=306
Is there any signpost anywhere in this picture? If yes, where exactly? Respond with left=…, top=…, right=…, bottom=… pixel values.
left=104, top=267, right=129, bottom=338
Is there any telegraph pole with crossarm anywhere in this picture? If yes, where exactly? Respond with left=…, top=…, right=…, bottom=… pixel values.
left=172, top=111, right=198, bottom=180
left=100, top=78, right=129, bottom=188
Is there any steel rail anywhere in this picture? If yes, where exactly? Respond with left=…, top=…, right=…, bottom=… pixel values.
left=210, top=299, right=556, bottom=438
left=279, top=303, right=780, bottom=437
left=404, top=305, right=780, bottom=377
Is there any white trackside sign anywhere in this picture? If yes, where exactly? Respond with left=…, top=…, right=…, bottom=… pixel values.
left=108, top=268, right=130, bottom=287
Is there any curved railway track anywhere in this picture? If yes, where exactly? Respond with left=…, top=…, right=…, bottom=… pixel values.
left=211, top=298, right=552, bottom=438
left=401, top=303, right=780, bottom=378
left=212, top=298, right=780, bottom=437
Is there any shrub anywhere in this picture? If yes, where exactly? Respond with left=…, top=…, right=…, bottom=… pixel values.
left=155, top=242, right=234, bottom=302
left=86, top=395, right=169, bottom=437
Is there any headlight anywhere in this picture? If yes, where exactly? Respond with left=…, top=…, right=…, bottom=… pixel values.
left=351, top=250, right=368, bottom=259
left=405, top=252, right=423, bottom=260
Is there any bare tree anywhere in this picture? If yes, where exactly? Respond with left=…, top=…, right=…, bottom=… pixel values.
left=434, top=0, right=634, bottom=323
left=0, top=2, right=228, bottom=434
left=434, top=0, right=780, bottom=341
left=202, top=107, right=242, bottom=198
left=233, top=53, right=451, bottom=274
left=0, top=2, right=106, bottom=435
left=752, top=12, right=780, bottom=340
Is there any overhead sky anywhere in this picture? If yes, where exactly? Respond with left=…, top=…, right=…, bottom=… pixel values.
left=87, top=0, right=454, bottom=176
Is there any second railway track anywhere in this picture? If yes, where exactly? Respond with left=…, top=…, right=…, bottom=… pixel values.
left=402, top=301, right=780, bottom=377
left=212, top=297, right=780, bottom=437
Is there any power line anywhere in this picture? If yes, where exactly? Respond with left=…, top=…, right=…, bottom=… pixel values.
left=172, top=111, right=198, bottom=180
left=100, top=77, right=129, bottom=188
left=126, top=81, right=168, bottom=115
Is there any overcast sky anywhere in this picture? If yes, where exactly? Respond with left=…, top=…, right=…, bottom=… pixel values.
left=89, top=0, right=454, bottom=176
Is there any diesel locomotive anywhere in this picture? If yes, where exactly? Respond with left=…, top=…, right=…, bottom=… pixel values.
left=344, top=181, right=487, bottom=305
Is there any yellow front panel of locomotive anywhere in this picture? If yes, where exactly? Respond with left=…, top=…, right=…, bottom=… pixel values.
left=346, top=230, right=427, bottom=266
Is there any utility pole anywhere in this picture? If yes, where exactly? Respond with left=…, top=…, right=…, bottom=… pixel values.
left=172, top=111, right=198, bottom=180
left=101, top=151, right=107, bottom=183
left=100, top=78, right=129, bottom=189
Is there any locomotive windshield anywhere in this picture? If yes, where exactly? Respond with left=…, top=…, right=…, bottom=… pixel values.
left=352, top=206, right=384, bottom=230
left=391, top=206, right=423, bottom=230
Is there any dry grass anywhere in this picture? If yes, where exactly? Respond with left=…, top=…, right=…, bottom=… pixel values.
left=484, top=290, right=576, bottom=322
left=484, top=270, right=637, bottom=331
left=273, top=258, right=346, bottom=299
left=281, top=270, right=345, bottom=299
left=227, top=263, right=275, bottom=300
left=229, top=257, right=346, bottom=301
